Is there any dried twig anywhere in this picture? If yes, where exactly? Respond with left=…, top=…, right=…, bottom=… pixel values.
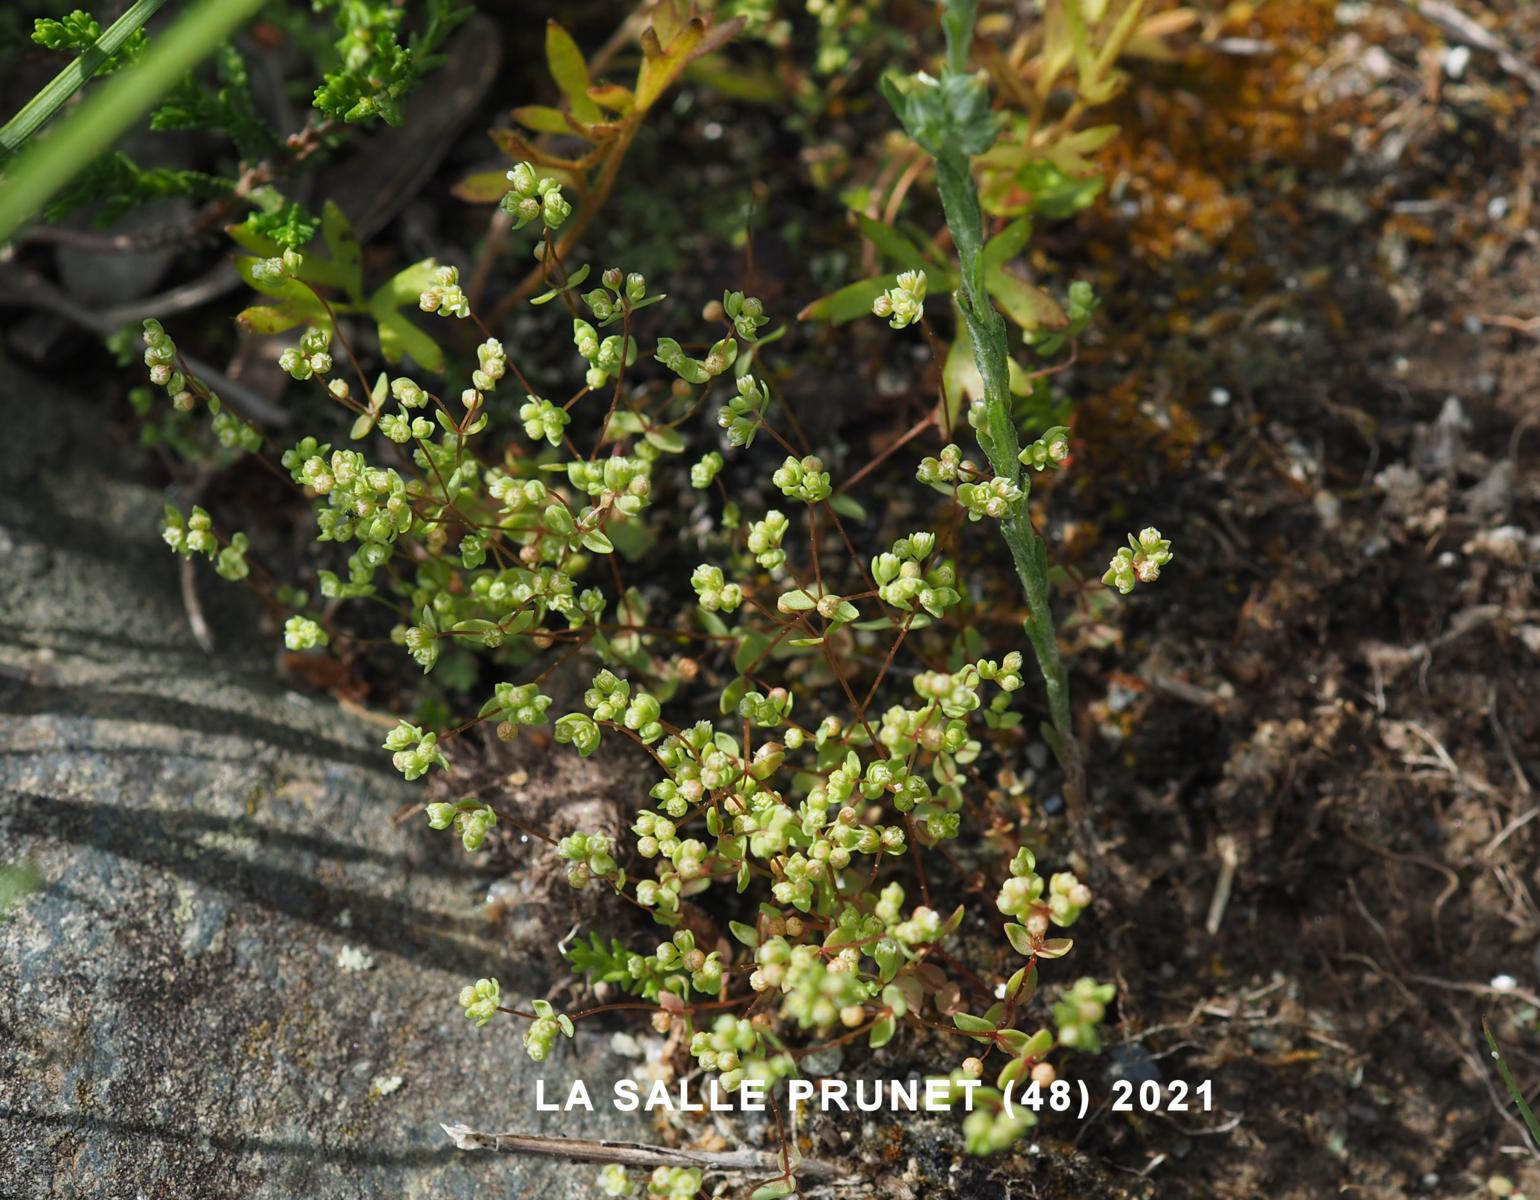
left=439, top=1124, right=859, bottom=1184
left=1204, top=834, right=1239, bottom=936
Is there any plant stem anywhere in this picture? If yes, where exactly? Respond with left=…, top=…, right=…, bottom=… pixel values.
left=438, top=1124, right=855, bottom=1182
left=0, top=0, right=268, bottom=244
left=0, top=0, right=169, bottom=157
left=1483, top=1018, right=1540, bottom=1153
left=908, top=1, right=1088, bottom=818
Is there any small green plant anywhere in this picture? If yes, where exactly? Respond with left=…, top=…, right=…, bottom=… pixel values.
left=122, top=4, right=1176, bottom=1191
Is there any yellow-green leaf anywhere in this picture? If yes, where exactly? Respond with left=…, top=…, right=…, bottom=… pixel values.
left=587, top=83, right=634, bottom=113
left=798, top=274, right=896, bottom=325
left=321, top=200, right=362, bottom=299
left=513, top=104, right=589, bottom=138
left=985, top=266, right=1066, bottom=333
left=636, top=19, right=705, bottom=111
left=452, top=169, right=512, bottom=204
left=235, top=301, right=317, bottom=333
left=545, top=21, right=602, bottom=123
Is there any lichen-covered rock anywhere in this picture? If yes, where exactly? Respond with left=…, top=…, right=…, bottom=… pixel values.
left=0, top=361, right=648, bottom=1199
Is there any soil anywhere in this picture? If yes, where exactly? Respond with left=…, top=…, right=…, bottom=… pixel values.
left=5, top=1, right=1539, bottom=1197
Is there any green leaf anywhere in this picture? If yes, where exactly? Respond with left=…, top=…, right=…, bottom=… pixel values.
left=729, top=920, right=760, bottom=948
left=235, top=302, right=316, bottom=334
left=984, top=265, right=1066, bottom=333
left=982, top=216, right=1033, bottom=272
left=545, top=21, right=602, bottom=123
left=996, top=1028, right=1032, bottom=1053
left=735, top=631, right=770, bottom=675
left=643, top=427, right=685, bottom=454
left=636, top=18, right=706, bottom=112
left=1006, top=963, right=1038, bottom=1004
left=718, top=675, right=748, bottom=715
left=952, top=1012, right=996, bottom=1034
left=777, top=588, right=816, bottom=613
left=580, top=529, right=614, bottom=554
left=321, top=200, right=363, bottom=299
left=226, top=222, right=283, bottom=257
left=1003, top=922, right=1034, bottom=956
left=513, top=104, right=588, bottom=137
left=372, top=306, right=445, bottom=373
left=869, top=1014, right=896, bottom=1049
left=1036, top=937, right=1073, bottom=959
left=371, top=259, right=440, bottom=309
left=456, top=168, right=514, bottom=204
left=588, top=83, right=634, bottom=112
left=852, top=211, right=930, bottom=268
left=798, top=274, right=895, bottom=326
left=828, top=494, right=866, bottom=521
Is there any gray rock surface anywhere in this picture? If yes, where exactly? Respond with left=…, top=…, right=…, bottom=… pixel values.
left=0, top=360, right=649, bottom=1197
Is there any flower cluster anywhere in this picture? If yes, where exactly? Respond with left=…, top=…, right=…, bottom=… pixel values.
left=556, top=830, right=619, bottom=888
left=280, top=326, right=334, bottom=381
left=645, top=1167, right=702, bottom=1200
left=283, top=615, right=328, bottom=651
left=426, top=798, right=498, bottom=851
left=574, top=319, right=637, bottom=390
left=500, top=161, right=572, bottom=231
left=477, top=682, right=551, bottom=741
left=916, top=442, right=980, bottom=490
left=417, top=265, right=469, bottom=318
left=690, top=563, right=743, bottom=613
left=723, top=289, right=768, bottom=341
left=583, top=267, right=648, bottom=324
left=522, top=997, right=575, bottom=1061
left=717, top=374, right=768, bottom=447
left=1054, top=977, right=1116, bottom=1052
left=1102, top=526, right=1174, bottom=594
left=872, top=269, right=927, bottom=329
left=772, top=454, right=831, bottom=504
left=519, top=395, right=569, bottom=446
left=1018, top=425, right=1071, bottom=472
left=656, top=334, right=735, bottom=386
left=384, top=721, right=447, bottom=781
left=746, top=509, right=789, bottom=569
left=459, top=977, right=501, bottom=1027
left=957, top=475, right=1022, bottom=521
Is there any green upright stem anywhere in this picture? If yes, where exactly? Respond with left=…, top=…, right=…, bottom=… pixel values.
left=900, top=2, right=1087, bottom=816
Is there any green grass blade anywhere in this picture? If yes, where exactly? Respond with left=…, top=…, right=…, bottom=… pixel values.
left=1484, top=1018, right=1540, bottom=1151
left=0, top=0, right=268, bottom=244
left=0, top=0, right=170, bottom=156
